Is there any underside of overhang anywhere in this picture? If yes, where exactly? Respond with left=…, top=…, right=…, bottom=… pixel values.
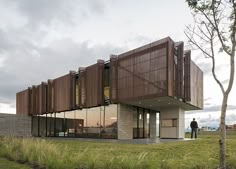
left=122, top=96, right=201, bottom=111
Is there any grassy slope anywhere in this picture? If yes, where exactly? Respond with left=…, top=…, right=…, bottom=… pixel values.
left=0, top=135, right=236, bottom=169
left=0, top=158, right=30, bottom=169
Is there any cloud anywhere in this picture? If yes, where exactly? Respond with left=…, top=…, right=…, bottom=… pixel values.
left=0, top=38, right=125, bottom=106
left=186, top=105, right=236, bottom=115
left=1, top=0, right=106, bottom=27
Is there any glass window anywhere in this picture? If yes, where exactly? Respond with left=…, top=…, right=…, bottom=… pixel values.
left=47, top=113, right=54, bottom=137
left=104, top=66, right=110, bottom=100
left=39, top=114, right=47, bottom=137
left=32, top=116, right=38, bottom=136
left=76, top=77, right=79, bottom=106
left=65, top=111, right=75, bottom=137
left=101, top=104, right=117, bottom=139
left=87, top=107, right=101, bottom=138
left=75, top=109, right=87, bottom=137
left=55, top=112, right=64, bottom=137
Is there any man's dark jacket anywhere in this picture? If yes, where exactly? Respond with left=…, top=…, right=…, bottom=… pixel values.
left=190, top=121, right=198, bottom=129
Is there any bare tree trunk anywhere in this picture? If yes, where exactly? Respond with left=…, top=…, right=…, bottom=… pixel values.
left=219, top=94, right=228, bottom=169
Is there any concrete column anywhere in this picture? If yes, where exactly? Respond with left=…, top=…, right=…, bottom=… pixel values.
left=159, top=107, right=185, bottom=139
left=117, top=104, right=134, bottom=139
left=149, top=111, right=156, bottom=139
left=178, top=108, right=185, bottom=138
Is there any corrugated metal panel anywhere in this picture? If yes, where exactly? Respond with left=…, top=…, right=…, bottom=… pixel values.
left=184, top=50, right=191, bottom=101
left=16, top=88, right=31, bottom=115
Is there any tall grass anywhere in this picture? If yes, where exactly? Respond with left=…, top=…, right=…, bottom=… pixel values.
left=0, top=136, right=236, bottom=169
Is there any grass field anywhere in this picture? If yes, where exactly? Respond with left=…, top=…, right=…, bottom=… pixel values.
left=0, top=134, right=236, bottom=169
left=0, top=158, right=30, bottom=169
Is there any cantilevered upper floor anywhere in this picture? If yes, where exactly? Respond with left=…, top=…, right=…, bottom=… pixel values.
left=16, top=37, right=203, bottom=115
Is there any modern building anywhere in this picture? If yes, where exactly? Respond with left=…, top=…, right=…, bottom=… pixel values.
left=16, top=37, right=203, bottom=139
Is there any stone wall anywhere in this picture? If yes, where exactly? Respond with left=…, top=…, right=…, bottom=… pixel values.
left=0, top=113, right=31, bottom=137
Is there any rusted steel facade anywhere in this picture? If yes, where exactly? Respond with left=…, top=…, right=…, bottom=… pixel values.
left=47, top=80, right=54, bottom=113
left=184, top=50, right=191, bottom=102
left=53, top=72, right=76, bottom=112
left=84, top=60, right=105, bottom=108
left=115, top=37, right=172, bottom=102
left=174, top=42, right=184, bottom=99
left=16, top=89, right=31, bottom=115
left=190, top=61, right=204, bottom=109
left=16, top=37, right=203, bottom=116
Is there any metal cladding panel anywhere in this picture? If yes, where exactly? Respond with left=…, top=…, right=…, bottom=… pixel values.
left=116, top=37, right=171, bottom=102
left=78, top=68, right=86, bottom=108
left=167, top=39, right=175, bottom=97
left=47, top=80, right=54, bottom=113
left=35, top=86, right=40, bottom=114
left=84, top=61, right=105, bottom=108
left=109, top=56, right=118, bottom=103
left=38, top=82, right=47, bottom=114
left=190, top=61, right=204, bottom=109
left=184, top=51, right=191, bottom=101
left=70, top=71, right=76, bottom=110
left=174, top=42, right=184, bottom=99
left=16, top=89, right=31, bottom=115
left=53, top=73, right=75, bottom=112
left=31, top=86, right=37, bottom=115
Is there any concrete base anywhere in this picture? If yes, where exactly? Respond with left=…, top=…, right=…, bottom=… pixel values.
left=117, top=104, right=134, bottom=139
left=159, top=107, right=185, bottom=139
left=0, top=113, right=31, bottom=137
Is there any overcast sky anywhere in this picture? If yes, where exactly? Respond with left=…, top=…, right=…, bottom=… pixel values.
left=0, top=0, right=235, bottom=128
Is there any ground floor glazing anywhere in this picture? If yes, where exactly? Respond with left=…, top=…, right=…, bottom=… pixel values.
left=32, top=104, right=160, bottom=139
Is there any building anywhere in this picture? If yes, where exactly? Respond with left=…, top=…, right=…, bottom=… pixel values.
left=226, top=124, right=236, bottom=130
left=16, top=37, right=203, bottom=139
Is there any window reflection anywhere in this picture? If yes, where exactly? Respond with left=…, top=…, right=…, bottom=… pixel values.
left=32, top=104, right=118, bottom=139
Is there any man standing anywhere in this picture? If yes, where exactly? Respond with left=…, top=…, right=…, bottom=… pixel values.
left=190, top=118, right=198, bottom=139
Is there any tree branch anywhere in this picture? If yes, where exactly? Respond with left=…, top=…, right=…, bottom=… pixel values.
left=184, top=30, right=213, bottom=58
left=209, top=30, right=226, bottom=94
left=226, top=1, right=236, bottom=94
left=212, top=0, right=232, bottom=56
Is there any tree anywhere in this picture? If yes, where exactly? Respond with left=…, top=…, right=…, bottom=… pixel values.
left=185, top=0, right=235, bottom=168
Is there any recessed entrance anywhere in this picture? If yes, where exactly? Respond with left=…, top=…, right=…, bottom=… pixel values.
left=133, top=107, right=148, bottom=138
left=133, top=107, right=160, bottom=139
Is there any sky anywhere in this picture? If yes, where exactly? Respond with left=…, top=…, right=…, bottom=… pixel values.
left=0, top=0, right=235, bottom=128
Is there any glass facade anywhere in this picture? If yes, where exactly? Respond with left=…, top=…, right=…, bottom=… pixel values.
left=32, top=104, right=118, bottom=139
left=133, top=107, right=150, bottom=139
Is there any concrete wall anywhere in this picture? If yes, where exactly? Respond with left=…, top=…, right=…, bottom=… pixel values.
left=159, top=107, right=185, bottom=139
left=117, top=104, right=134, bottom=139
left=0, top=113, right=31, bottom=137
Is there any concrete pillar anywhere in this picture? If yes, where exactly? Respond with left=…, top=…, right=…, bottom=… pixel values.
left=159, top=107, right=185, bottom=139
left=117, top=104, right=134, bottom=139
left=149, top=111, right=156, bottom=139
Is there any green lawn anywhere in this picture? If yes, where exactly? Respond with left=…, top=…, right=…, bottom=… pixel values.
left=0, top=158, right=30, bottom=169
left=0, top=135, right=236, bottom=169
